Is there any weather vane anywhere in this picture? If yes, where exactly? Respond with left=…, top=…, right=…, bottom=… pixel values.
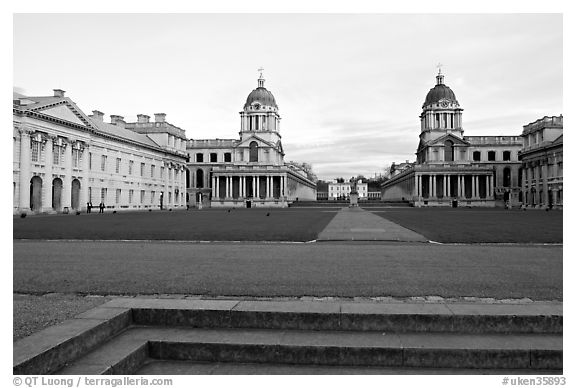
left=436, top=63, right=443, bottom=74
left=258, top=67, right=264, bottom=78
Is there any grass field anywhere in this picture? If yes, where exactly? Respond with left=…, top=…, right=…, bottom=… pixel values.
left=371, top=208, right=563, bottom=243
left=13, top=208, right=338, bottom=242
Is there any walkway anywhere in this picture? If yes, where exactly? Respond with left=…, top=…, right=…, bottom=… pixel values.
left=317, top=207, right=428, bottom=242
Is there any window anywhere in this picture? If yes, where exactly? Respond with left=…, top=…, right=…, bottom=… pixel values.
left=210, top=153, right=217, bottom=162
left=503, top=151, right=511, bottom=161
left=129, top=160, right=134, bottom=175
left=116, top=158, right=121, bottom=173
left=116, top=189, right=121, bottom=204
left=472, top=151, right=481, bottom=161
left=151, top=165, right=155, bottom=178
left=100, top=188, right=107, bottom=203
left=89, top=153, right=92, bottom=170
left=140, top=190, right=145, bottom=203
left=31, top=141, right=41, bottom=162
left=151, top=191, right=155, bottom=204
left=129, top=190, right=134, bottom=204
left=196, top=169, right=204, bottom=188
left=487, top=151, right=496, bottom=161
left=73, top=149, right=81, bottom=168
left=140, top=162, right=145, bottom=176
left=53, top=145, right=63, bottom=165
left=196, top=153, right=204, bottom=162
left=224, top=153, right=232, bottom=162
left=444, top=140, right=454, bottom=162
left=101, top=155, right=107, bottom=171
left=249, top=141, right=258, bottom=162
left=161, top=166, right=164, bottom=179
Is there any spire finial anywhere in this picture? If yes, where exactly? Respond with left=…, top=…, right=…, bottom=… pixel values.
left=258, top=67, right=265, bottom=87
left=436, top=63, right=445, bottom=85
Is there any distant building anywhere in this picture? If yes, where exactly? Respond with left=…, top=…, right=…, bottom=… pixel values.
left=328, top=180, right=368, bottom=200
left=518, top=115, right=563, bottom=209
left=13, top=89, right=187, bottom=214
left=381, top=70, right=524, bottom=207
left=186, top=72, right=316, bottom=208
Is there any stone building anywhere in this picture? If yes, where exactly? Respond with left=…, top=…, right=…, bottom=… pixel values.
left=328, top=180, right=368, bottom=200
left=13, top=89, right=188, bottom=214
left=518, top=115, right=563, bottom=209
left=186, top=73, right=316, bottom=208
left=381, top=70, right=523, bottom=207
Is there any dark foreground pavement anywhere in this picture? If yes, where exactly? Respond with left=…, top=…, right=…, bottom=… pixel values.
left=13, top=241, right=562, bottom=300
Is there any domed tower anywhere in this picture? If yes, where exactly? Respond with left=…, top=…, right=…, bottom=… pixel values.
left=418, top=69, right=464, bottom=145
left=239, top=69, right=282, bottom=145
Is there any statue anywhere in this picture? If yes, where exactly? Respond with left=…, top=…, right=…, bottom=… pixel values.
left=349, top=177, right=359, bottom=207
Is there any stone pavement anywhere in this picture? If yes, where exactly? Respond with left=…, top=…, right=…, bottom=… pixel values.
left=317, top=207, right=428, bottom=242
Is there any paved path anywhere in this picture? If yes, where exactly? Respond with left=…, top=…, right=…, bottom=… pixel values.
left=317, top=207, right=428, bottom=242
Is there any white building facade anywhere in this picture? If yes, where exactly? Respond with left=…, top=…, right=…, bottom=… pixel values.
left=381, top=71, right=523, bottom=207
left=328, top=180, right=368, bottom=200
left=518, top=115, right=563, bottom=209
left=186, top=73, right=316, bottom=208
left=13, top=89, right=188, bottom=214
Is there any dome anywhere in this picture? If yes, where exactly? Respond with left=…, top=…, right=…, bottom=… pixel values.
left=244, top=87, right=277, bottom=110
left=422, top=73, right=459, bottom=108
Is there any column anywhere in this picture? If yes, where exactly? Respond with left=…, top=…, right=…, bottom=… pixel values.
left=416, top=175, right=421, bottom=198
left=164, top=163, right=169, bottom=207
left=44, top=136, right=54, bottom=212
left=81, top=144, right=89, bottom=210
left=18, top=128, right=32, bottom=211
left=428, top=175, right=433, bottom=198
left=62, top=141, right=73, bottom=209
left=225, top=176, right=230, bottom=198
left=542, top=161, right=549, bottom=207
left=212, top=176, right=216, bottom=197
left=256, top=176, right=260, bottom=198
left=281, top=176, right=285, bottom=197
left=443, top=175, right=447, bottom=198
left=485, top=175, right=489, bottom=200
left=447, top=175, right=451, bottom=198
left=267, top=176, right=272, bottom=199
left=490, top=174, right=494, bottom=199
left=459, top=175, right=463, bottom=198
left=472, top=175, right=477, bottom=199
left=240, top=176, right=245, bottom=198
left=215, top=176, right=220, bottom=198
left=432, top=175, right=437, bottom=198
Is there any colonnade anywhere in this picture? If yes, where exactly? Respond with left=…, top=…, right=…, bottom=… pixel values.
left=416, top=173, right=494, bottom=200
left=211, top=175, right=286, bottom=200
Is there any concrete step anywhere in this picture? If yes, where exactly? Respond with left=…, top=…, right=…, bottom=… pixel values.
left=136, top=360, right=564, bottom=375
left=57, top=326, right=562, bottom=374
left=105, top=298, right=563, bottom=334
left=14, top=298, right=563, bottom=375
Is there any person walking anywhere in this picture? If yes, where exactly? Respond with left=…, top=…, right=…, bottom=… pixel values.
left=86, top=202, right=92, bottom=213
left=99, top=202, right=105, bottom=213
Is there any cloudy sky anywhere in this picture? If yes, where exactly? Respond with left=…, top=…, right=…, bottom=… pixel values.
left=13, top=13, right=562, bottom=180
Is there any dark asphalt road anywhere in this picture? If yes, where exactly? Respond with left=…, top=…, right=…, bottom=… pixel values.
left=13, top=241, right=562, bottom=300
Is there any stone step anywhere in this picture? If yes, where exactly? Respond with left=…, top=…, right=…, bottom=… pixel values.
left=14, top=298, right=563, bottom=375
left=57, top=326, right=562, bottom=374
left=104, top=298, right=563, bottom=334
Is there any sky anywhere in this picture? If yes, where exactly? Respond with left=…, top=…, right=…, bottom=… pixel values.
left=13, top=13, right=562, bottom=180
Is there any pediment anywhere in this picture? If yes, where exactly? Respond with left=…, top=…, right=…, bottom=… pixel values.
left=33, top=100, right=95, bottom=129
left=236, top=134, right=276, bottom=149
left=427, top=133, right=469, bottom=147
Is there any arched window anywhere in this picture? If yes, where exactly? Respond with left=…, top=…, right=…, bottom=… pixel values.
left=444, top=140, right=454, bottom=162
left=249, top=141, right=258, bottom=162
left=503, top=167, right=511, bottom=187
left=196, top=169, right=204, bottom=188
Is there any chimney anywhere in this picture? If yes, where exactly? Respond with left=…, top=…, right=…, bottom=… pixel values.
left=53, top=89, right=66, bottom=97
left=137, top=114, right=150, bottom=124
left=91, top=110, right=104, bottom=121
left=154, top=113, right=166, bottom=123
left=110, top=115, right=125, bottom=128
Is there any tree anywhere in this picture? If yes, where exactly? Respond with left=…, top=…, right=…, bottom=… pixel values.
left=287, top=161, right=318, bottom=183
left=335, top=177, right=345, bottom=183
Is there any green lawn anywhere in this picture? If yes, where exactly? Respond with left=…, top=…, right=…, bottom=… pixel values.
left=13, top=208, right=337, bottom=242
left=371, top=208, right=563, bottom=243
